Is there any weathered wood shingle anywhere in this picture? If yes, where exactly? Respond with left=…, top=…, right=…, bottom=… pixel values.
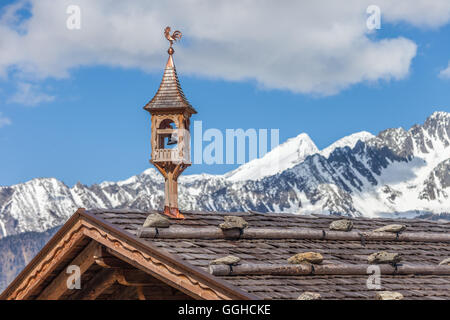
left=143, top=54, right=197, bottom=114
left=89, top=209, right=450, bottom=300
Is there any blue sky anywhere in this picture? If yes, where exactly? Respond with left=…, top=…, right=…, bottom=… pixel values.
left=0, top=1, right=449, bottom=187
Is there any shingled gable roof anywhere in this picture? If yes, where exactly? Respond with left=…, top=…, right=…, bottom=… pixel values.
left=0, top=209, right=253, bottom=300
left=143, top=53, right=197, bottom=114
left=2, top=209, right=450, bottom=300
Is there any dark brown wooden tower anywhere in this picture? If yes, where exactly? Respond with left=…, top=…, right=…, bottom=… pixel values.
left=144, top=27, right=197, bottom=219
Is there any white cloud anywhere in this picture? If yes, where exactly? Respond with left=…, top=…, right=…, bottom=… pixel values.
left=8, top=82, right=55, bottom=106
left=439, top=62, right=450, bottom=79
left=0, top=113, right=12, bottom=128
left=0, top=0, right=449, bottom=95
left=380, top=0, right=450, bottom=28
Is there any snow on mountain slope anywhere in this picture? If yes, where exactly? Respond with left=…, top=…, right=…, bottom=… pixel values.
left=0, top=111, right=449, bottom=238
left=349, top=112, right=450, bottom=218
left=225, top=131, right=375, bottom=181
left=200, top=111, right=450, bottom=217
left=225, top=133, right=319, bottom=181
left=0, top=178, right=79, bottom=237
left=320, top=131, right=375, bottom=158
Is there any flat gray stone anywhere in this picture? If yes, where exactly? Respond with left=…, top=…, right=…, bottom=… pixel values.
left=375, top=291, right=404, bottom=300
left=373, top=224, right=406, bottom=233
left=368, top=251, right=402, bottom=264
left=219, top=216, right=248, bottom=230
left=210, top=255, right=241, bottom=266
left=288, top=252, right=323, bottom=265
left=329, top=219, right=353, bottom=231
left=298, top=292, right=321, bottom=300
left=143, top=213, right=170, bottom=228
left=439, top=258, right=450, bottom=266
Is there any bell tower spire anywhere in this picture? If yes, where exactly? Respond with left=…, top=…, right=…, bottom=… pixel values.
left=144, top=26, right=197, bottom=219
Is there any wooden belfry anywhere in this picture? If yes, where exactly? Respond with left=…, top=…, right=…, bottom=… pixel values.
left=144, top=27, right=197, bottom=219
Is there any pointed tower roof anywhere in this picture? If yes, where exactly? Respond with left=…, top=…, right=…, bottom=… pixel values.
left=144, top=47, right=197, bottom=114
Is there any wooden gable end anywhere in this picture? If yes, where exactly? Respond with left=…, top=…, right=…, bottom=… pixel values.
left=0, top=209, right=254, bottom=300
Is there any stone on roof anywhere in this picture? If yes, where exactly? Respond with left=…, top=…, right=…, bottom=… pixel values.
left=375, top=291, right=404, bottom=300
left=210, top=255, right=241, bottom=266
left=219, top=216, right=248, bottom=230
left=329, top=219, right=353, bottom=231
left=142, top=213, right=170, bottom=228
left=298, top=292, right=321, bottom=300
left=373, top=224, right=407, bottom=233
left=288, top=252, right=323, bottom=265
left=367, top=251, right=402, bottom=265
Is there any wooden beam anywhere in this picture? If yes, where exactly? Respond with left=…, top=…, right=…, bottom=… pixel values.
left=94, top=246, right=132, bottom=269
left=37, top=240, right=100, bottom=300
left=172, top=163, right=182, bottom=180
left=156, top=129, right=175, bottom=135
left=209, top=263, right=450, bottom=276
left=69, top=269, right=118, bottom=300
left=137, top=226, right=450, bottom=243
left=117, top=269, right=162, bottom=287
left=107, top=285, right=138, bottom=300
left=107, top=283, right=191, bottom=300
left=137, top=226, right=239, bottom=239
left=136, top=287, right=146, bottom=300
left=141, top=286, right=193, bottom=300
left=151, top=161, right=168, bottom=179
left=101, top=246, right=199, bottom=299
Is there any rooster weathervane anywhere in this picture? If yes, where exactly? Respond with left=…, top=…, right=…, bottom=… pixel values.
left=164, top=26, right=182, bottom=54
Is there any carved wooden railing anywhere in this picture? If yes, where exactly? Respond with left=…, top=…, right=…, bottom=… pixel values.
left=153, top=149, right=190, bottom=163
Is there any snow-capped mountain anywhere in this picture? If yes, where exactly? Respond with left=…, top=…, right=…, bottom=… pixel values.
left=225, top=133, right=319, bottom=181
left=0, top=111, right=449, bottom=238
left=320, top=131, right=375, bottom=158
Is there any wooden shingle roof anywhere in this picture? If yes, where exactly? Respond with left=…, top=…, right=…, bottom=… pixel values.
left=143, top=54, right=197, bottom=114
left=93, top=209, right=450, bottom=300
left=2, top=209, right=450, bottom=300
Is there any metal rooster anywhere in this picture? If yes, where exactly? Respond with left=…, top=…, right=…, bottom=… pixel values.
left=164, top=26, right=182, bottom=47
